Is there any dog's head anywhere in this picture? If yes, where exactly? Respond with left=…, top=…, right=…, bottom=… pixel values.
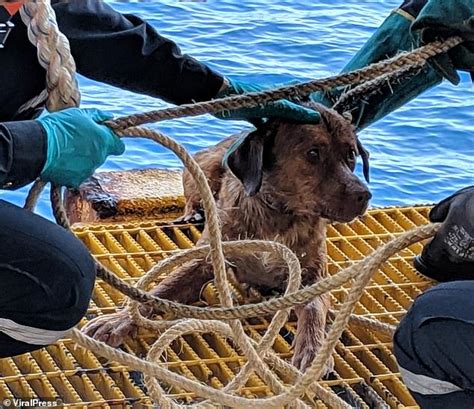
left=226, top=104, right=371, bottom=223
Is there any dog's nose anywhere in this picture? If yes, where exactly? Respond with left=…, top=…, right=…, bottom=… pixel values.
left=354, top=189, right=372, bottom=203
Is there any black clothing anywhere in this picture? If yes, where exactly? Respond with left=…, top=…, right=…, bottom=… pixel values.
left=0, top=0, right=224, bottom=356
left=394, top=281, right=474, bottom=408
left=0, top=121, right=47, bottom=190
left=0, top=0, right=223, bottom=189
left=399, top=0, right=429, bottom=18
left=0, top=200, right=96, bottom=357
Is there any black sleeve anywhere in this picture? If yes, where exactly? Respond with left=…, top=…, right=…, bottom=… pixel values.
left=399, top=0, right=428, bottom=17
left=52, top=0, right=224, bottom=105
left=0, top=121, right=47, bottom=190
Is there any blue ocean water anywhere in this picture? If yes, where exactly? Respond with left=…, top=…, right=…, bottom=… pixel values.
left=3, top=0, right=473, bottom=217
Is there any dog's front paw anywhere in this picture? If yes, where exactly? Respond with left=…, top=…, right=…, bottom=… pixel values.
left=292, top=339, right=335, bottom=377
left=174, top=208, right=205, bottom=224
left=239, top=283, right=264, bottom=304
left=81, top=310, right=137, bottom=347
left=319, top=354, right=335, bottom=379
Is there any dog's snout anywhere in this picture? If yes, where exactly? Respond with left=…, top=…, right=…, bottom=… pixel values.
left=356, top=189, right=372, bottom=203
left=344, top=181, right=371, bottom=203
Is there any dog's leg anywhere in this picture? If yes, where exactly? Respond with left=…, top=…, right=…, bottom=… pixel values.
left=82, top=260, right=214, bottom=347
left=177, top=137, right=237, bottom=223
left=229, top=255, right=333, bottom=375
left=178, top=168, right=206, bottom=223
left=292, top=293, right=334, bottom=376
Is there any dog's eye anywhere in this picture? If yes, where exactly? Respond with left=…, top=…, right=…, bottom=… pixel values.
left=307, top=148, right=320, bottom=163
left=347, top=149, right=356, bottom=162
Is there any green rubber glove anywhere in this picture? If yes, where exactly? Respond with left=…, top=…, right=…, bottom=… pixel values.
left=38, top=108, right=125, bottom=188
left=311, top=0, right=473, bottom=129
left=311, top=10, right=443, bottom=129
left=215, top=78, right=321, bottom=123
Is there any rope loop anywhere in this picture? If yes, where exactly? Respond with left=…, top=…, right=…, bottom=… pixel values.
left=22, top=1, right=455, bottom=405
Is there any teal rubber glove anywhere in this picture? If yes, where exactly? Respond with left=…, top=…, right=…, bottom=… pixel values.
left=215, top=78, right=321, bottom=123
left=37, top=108, right=125, bottom=188
left=311, top=10, right=443, bottom=129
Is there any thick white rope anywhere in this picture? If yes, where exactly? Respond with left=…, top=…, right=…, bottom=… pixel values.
left=20, top=1, right=440, bottom=407
left=20, top=0, right=80, bottom=111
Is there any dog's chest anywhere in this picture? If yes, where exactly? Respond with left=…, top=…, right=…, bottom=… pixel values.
left=222, top=206, right=318, bottom=248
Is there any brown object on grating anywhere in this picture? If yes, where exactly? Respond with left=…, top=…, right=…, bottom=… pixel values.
left=65, top=168, right=186, bottom=224
left=82, top=104, right=372, bottom=375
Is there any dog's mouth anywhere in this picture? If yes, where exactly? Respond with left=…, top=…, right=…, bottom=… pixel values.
left=320, top=203, right=369, bottom=223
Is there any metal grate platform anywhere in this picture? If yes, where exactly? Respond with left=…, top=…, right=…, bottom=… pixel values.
left=0, top=206, right=435, bottom=408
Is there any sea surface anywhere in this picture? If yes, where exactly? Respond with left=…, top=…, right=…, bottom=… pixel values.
left=3, top=0, right=473, bottom=218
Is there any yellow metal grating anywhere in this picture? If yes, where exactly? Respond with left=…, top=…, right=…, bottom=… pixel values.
left=0, top=206, right=435, bottom=408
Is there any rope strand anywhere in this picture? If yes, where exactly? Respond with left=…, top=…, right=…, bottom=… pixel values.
left=106, top=36, right=462, bottom=130
left=22, top=2, right=455, bottom=405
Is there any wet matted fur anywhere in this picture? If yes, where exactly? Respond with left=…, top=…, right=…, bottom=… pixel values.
left=83, top=104, right=372, bottom=375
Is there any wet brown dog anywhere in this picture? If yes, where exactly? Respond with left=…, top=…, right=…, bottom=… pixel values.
left=82, top=104, right=371, bottom=373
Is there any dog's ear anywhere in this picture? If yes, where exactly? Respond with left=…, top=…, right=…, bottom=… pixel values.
left=357, top=138, right=370, bottom=183
left=225, top=129, right=266, bottom=196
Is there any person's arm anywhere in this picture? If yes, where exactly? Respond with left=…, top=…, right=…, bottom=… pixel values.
left=51, top=0, right=321, bottom=124
left=52, top=0, right=224, bottom=105
left=0, top=121, right=47, bottom=190
left=0, top=109, right=125, bottom=190
left=311, top=0, right=473, bottom=130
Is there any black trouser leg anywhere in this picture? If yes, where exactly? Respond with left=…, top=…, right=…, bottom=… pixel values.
left=394, top=281, right=474, bottom=408
left=0, top=200, right=96, bottom=357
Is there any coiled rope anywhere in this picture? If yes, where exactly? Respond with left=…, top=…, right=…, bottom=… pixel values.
left=20, top=1, right=458, bottom=406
